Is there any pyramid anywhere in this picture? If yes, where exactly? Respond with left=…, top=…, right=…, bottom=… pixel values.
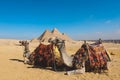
left=37, top=28, right=73, bottom=42
left=52, top=28, right=61, bottom=35
left=38, top=29, right=52, bottom=42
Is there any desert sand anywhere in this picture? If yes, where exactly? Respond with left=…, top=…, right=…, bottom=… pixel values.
left=0, top=39, right=120, bottom=80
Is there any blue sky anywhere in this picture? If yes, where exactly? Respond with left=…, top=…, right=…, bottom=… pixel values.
left=0, top=0, right=120, bottom=40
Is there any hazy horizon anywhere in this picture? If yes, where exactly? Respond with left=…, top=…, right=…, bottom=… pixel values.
left=0, top=0, right=120, bottom=40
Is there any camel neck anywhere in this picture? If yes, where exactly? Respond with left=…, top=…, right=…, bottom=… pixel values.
left=24, top=45, right=30, bottom=52
left=58, top=45, right=73, bottom=67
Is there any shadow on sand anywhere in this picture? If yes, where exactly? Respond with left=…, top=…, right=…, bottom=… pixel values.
left=27, top=66, right=54, bottom=71
left=27, top=65, right=68, bottom=72
left=9, top=59, right=24, bottom=63
left=9, top=59, right=68, bottom=72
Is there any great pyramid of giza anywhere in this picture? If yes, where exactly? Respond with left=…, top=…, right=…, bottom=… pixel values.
left=37, top=28, right=73, bottom=42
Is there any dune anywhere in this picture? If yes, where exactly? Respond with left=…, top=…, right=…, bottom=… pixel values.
left=0, top=39, right=120, bottom=80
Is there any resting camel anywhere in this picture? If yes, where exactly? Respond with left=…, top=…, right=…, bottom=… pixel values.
left=51, top=38, right=111, bottom=74
left=20, top=39, right=66, bottom=70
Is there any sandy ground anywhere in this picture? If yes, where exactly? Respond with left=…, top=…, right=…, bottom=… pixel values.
left=0, top=39, right=120, bottom=80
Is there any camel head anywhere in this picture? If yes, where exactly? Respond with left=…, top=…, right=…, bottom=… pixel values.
left=49, top=38, right=65, bottom=50
left=19, top=40, right=29, bottom=46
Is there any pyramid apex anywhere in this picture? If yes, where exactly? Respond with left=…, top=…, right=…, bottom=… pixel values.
left=52, top=28, right=61, bottom=35
left=45, top=29, right=50, bottom=32
left=38, top=29, right=51, bottom=40
left=53, top=28, right=57, bottom=30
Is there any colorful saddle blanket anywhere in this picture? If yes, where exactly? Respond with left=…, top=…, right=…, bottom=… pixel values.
left=88, top=43, right=111, bottom=67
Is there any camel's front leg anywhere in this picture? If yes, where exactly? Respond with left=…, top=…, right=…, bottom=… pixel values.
left=23, top=53, right=27, bottom=64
